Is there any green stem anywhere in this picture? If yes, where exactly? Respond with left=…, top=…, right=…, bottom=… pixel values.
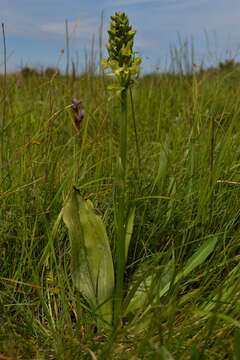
left=120, top=89, right=128, bottom=180
left=1, top=23, right=9, bottom=187
left=1, top=23, right=6, bottom=135
left=114, top=88, right=128, bottom=327
left=129, top=87, right=141, bottom=173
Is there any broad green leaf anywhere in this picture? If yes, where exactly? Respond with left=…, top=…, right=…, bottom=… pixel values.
left=159, top=346, right=174, bottom=360
left=125, top=207, right=136, bottom=261
left=126, top=236, right=217, bottom=314
left=159, top=236, right=218, bottom=297
left=125, top=274, right=152, bottom=314
left=126, top=259, right=174, bottom=314
left=62, top=188, right=114, bottom=324
left=107, top=84, right=125, bottom=94
left=175, top=236, right=218, bottom=279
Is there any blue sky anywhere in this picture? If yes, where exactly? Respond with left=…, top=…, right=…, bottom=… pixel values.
left=1, top=0, right=240, bottom=73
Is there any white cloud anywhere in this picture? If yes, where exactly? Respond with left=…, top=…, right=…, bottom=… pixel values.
left=111, top=0, right=199, bottom=7
left=114, top=0, right=154, bottom=4
left=40, top=20, right=79, bottom=36
left=40, top=18, right=98, bottom=39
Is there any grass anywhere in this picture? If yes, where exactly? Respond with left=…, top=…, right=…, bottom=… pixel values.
left=1, top=63, right=240, bottom=359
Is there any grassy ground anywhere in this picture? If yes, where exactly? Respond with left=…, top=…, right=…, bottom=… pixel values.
left=1, top=66, right=240, bottom=359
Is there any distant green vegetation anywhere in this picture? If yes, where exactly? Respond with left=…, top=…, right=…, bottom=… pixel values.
left=1, top=46, right=240, bottom=358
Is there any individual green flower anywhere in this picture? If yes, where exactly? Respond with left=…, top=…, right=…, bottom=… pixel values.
left=102, top=12, right=141, bottom=89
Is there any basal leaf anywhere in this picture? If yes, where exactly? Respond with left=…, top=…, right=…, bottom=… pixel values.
left=62, top=188, right=114, bottom=324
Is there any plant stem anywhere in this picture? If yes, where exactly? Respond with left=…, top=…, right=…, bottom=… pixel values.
left=65, top=19, right=69, bottom=77
left=120, top=89, right=128, bottom=180
left=210, top=117, right=215, bottom=186
left=114, top=88, right=128, bottom=326
left=1, top=23, right=7, bottom=185
left=129, top=87, right=141, bottom=173
left=209, top=117, right=215, bottom=219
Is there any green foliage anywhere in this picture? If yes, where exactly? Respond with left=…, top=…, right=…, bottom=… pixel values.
left=127, top=236, right=218, bottom=314
left=62, top=188, right=114, bottom=325
left=2, top=56, right=240, bottom=358
left=234, top=329, right=240, bottom=360
left=125, top=206, right=136, bottom=261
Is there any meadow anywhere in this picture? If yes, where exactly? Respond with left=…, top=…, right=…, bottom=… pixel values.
left=1, top=50, right=240, bottom=358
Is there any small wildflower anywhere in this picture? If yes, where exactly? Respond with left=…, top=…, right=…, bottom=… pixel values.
left=71, top=98, right=84, bottom=131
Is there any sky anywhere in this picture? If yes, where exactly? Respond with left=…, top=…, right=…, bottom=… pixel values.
left=1, top=0, right=240, bottom=73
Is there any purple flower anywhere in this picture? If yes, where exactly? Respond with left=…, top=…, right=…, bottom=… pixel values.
left=71, top=98, right=84, bottom=130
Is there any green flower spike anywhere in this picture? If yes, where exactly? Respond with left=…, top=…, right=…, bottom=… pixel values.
left=102, top=12, right=141, bottom=91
